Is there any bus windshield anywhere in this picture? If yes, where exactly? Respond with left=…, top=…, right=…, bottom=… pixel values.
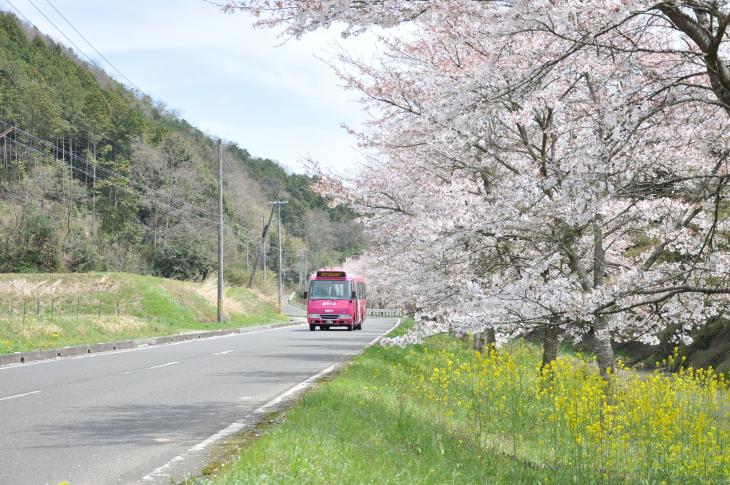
left=309, top=280, right=352, bottom=300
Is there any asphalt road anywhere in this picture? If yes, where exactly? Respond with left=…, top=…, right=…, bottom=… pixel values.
left=0, top=312, right=398, bottom=485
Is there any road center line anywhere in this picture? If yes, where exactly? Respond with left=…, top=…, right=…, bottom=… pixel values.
left=122, top=361, right=179, bottom=375
left=0, top=323, right=306, bottom=373
left=141, top=318, right=401, bottom=484
left=212, top=350, right=233, bottom=355
left=0, top=390, right=42, bottom=402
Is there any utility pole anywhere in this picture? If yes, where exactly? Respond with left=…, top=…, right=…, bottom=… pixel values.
left=217, top=139, right=224, bottom=323
left=269, top=200, right=288, bottom=313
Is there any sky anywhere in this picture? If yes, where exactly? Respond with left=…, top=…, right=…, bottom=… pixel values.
left=0, top=0, right=376, bottom=174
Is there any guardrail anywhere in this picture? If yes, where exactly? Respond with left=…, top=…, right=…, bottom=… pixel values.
left=367, top=308, right=403, bottom=318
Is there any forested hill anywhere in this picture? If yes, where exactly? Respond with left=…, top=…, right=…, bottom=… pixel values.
left=0, top=12, right=363, bottom=282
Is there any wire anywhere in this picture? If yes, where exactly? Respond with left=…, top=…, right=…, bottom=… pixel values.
left=42, top=0, right=145, bottom=94
left=2, top=4, right=231, bottom=211
left=0, top=120, right=220, bottom=219
left=3, top=0, right=38, bottom=27
left=3, top=1, right=169, bottom=161
left=19, top=0, right=103, bottom=72
left=0, top=6, right=255, bottom=236
left=4, top=135, right=221, bottom=226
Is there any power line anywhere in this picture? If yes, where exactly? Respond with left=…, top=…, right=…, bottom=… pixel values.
left=20, top=0, right=103, bottom=71
left=2, top=2, right=234, bottom=208
left=8, top=136, right=220, bottom=226
left=0, top=120, right=220, bottom=220
left=3, top=134, right=221, bottom=226
left=42, top=0, right=145, bottom=94
left=3, top=0, right=42, bottom=31
left=3, top=0, right=171, bottom=161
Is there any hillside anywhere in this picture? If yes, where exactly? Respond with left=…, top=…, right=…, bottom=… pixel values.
left=0, top=12, right=364, bottom=283
left=0, top=272, right=281, bottom=354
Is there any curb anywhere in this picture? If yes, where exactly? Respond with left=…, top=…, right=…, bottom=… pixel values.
left=0, top=319, right=304, bottom=368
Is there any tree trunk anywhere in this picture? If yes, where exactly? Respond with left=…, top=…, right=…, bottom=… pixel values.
left=67, top=134, right=73, bottom=235
left=484, top=327, right=496, bottom=351
left=247, top=206, right=276, bottom=288
left=541, top=324, right=563, bottom=369
left=91, top=137, right=96, bottom=235
left=593, top=214, right=615, bottom=377
left=152, top=205, right=158, bottom=252
left=473, top=331, right=485, bottom=353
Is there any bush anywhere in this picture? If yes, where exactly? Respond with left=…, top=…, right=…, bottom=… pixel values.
left=1, top=203, right=60, bottom=272
left=223, top=267, right=248, bottom=286
left=151, top=240, right=214, bottom=280
left=65, top=227, right=105, bottom=272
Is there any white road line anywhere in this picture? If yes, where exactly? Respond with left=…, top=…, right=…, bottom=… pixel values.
left=122, top=361, right=179, bottom=375
left=141, top=317, right=402, bottom=484
left=212, top=350, right=233, bottom=355
left=141, top=363, right=339, bottom=483
left=367, top=318, right=402, bottom=348
left=0, top=323, right=307, bottom=372
left=0, top=390, right=42, bottom=402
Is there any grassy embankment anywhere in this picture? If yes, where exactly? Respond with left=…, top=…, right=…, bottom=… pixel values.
left=193, top=321, right=728, bottom=484
left=0, top=272, right=284, bottom=354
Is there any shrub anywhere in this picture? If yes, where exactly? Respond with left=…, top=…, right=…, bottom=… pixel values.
left=151, top=240, right=214, bottom=280
left=65, top=227, right=105, bottom=272
left=2, top=203, right=59, bottom=272
left=223, top=267, right=248, bottom=286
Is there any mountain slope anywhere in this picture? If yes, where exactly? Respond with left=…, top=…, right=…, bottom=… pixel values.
left=0, top=11, right=363, bottom=282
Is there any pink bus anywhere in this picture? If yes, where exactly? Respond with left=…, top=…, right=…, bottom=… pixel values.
left=305, top=269, right=367, bottom=331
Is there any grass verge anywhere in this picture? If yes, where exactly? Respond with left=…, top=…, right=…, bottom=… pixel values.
left=0, top=272, right=284, bottom=354
left=190, top=321, right=729, bottom=484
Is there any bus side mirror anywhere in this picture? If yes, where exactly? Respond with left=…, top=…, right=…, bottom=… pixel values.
left=303, top=291, right=308, bottom=299
left=352, top=290, right=357, bottom=300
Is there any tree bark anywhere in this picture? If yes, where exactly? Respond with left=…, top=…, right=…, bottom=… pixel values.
left=485, top=327, right=496, bottom=350
left=593, top=214, right=615, bottom=377
left=247, top=205, right=276, bottom=288
left=656, top=4, right=730, bottom=117
left=91, top=137, right=96, bottom=235
left=473, top=331, right=485, bottom=353
left=541, top=324, right=563, bottom=369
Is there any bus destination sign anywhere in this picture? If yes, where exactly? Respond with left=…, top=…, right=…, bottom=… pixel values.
left=316, top=270, right=346, bottom=278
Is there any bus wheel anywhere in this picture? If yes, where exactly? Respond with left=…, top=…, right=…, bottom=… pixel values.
left=309, top=324, right=315, bottom=331
left=347, top=324, right=354, bottom=331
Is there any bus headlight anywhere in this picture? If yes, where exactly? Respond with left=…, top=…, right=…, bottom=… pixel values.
left=339, top=314, right=352, bottom=319
left=308, top=314, right=319, bottom=319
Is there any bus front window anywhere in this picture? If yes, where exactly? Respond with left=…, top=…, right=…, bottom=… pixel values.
left=309, top=281, right=351, bottom=300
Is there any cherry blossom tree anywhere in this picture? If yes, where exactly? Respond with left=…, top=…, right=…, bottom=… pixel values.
left=226, top=1, right=730, bottom=376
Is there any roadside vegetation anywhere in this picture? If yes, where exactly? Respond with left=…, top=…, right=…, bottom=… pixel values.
left=193, top=322, right=728, bottom=484
left=0, top=12, right=363, bottom=285
left=0, top=272, right=283, bottom=354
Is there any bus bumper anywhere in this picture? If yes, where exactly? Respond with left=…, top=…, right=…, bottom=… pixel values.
left=307, top=318, right=353, bottom=325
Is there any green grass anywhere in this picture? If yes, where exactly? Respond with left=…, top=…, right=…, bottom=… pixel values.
left=0, top=272, right=284, bottom=354
left=190, top=322, right=559, bottom=484
left=190, top=321, right=728, bottom=485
